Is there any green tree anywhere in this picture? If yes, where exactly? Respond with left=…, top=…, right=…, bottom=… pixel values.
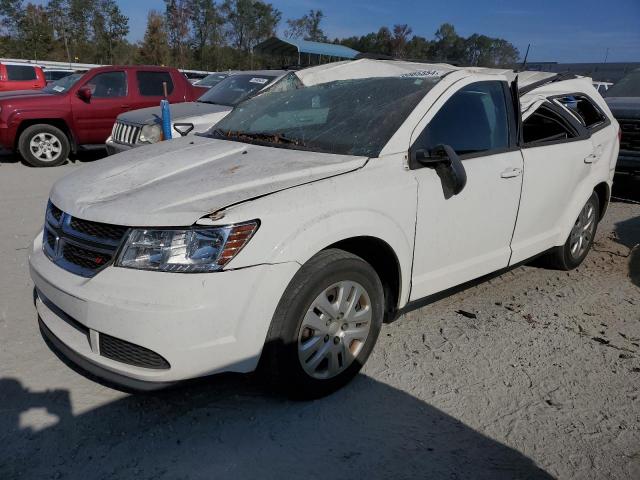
left=188, top=0, right=222, bottom=69
left=17, top=2, right=54, bottom=60
left=137, top=10, right=170, bottom=66
left=433, top=23, right=465, bottom=61
left=92, top=0, right=129, bottom=64
left=285, top=9, right=325, bottom=42
left=165, top=0, right=191, bottom=67
left=221, top=0, right=280, bottom=51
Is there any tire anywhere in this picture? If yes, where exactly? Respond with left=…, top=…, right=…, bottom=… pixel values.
left=18, top=124, right=70, bottom=167
left=548, top=191, right=600, bottom=270
left=261, top=248, right=384, bottom=399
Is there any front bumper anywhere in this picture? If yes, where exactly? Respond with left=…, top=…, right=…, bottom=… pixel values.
left=105, top=136, right=136, bottom=155
left=29, top=232, right=299, bottom=389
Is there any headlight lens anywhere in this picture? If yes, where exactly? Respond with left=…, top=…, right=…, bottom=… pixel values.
left=115, top=221, right=259, bottom=272
left=139, top=124, right=162, bottom=144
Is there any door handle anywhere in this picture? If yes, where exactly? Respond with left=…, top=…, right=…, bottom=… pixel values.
left=584, top=153, right=599, bottom=164
left=500, top=167, right=522, bottom=179
left=120, top=104, right=131, bottom=109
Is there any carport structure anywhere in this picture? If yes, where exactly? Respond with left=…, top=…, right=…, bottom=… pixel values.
left=254, top=37, right=360, bottom=67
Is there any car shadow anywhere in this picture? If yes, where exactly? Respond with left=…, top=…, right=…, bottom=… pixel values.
left=0, top=149, right=108, bottom=166
left=0, top=372, right=553, bottom=480
left=610, top=174, right=640, bottom=287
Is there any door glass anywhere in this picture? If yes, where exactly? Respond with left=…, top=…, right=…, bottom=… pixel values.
left=523, top=104, right=577, bottom=145
left=137, top=71, right=174, bottom=96
left=414, top=81, right=509, bottom=156
left=6, top=65, right=37, bottom=81
left=84, top=72, right=127, bottom=98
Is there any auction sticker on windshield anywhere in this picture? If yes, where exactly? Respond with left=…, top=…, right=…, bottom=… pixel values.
left=250, top=77, right=269, bottom=84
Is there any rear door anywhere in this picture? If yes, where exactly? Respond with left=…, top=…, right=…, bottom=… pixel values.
left=71, top=70, right=130, bottom=144
left=0, top=64, right=42, bottom=91
left=509, top=100, right=593, bottom=264
left=134, top=70, right=181, bottom=107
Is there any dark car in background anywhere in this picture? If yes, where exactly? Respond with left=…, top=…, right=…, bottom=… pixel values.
left=605, top=69, right=640, bottom=174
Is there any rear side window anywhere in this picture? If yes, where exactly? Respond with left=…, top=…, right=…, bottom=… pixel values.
left=555, top=95, right=606, bottom=129
left=6, top=65, right=37, bottom=81
left=413, top=81, right=510, bottom=156
left=137, top=71, right=174, bottom=96
left=523, top=104, right=577, bottom=145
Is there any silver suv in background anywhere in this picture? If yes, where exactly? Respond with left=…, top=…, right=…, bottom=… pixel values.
left=106, top=70, right=289, bottom=155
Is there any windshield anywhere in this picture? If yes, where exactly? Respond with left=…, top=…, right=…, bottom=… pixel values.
left=197, top=73, right=229, bottom=87
left=42, top=73, right=83, bottom=94
left=210, top=76, right=440, bottom=157
left=197, top=74, right=279, bottom=106
left=605, top=70, right=640, bottom=98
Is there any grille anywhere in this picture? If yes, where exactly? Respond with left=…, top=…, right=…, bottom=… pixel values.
left=619, top=119, right=640, bottom=153
left=99, top=333, right=170, bottom=369
left=49, top=203, right=62, bottom=223
left=62, top=243, right=112, bottom=270
left=43, top=202, right=129, bottom=277
left=112, top=121, right=142, bottom=145
left=69, top=217, right=128, bottom=242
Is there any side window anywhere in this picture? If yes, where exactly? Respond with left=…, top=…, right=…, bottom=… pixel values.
left=85, top=71, right=127, bottom=98
left=6, top=65, right=37, bottom=81
left=523, top=104, right=577, bottom=145
left=137, top=71, right=174, bottom=96
left=414, top=81, right=510, bottom=156
left=555, top=95, right=606, bottom=129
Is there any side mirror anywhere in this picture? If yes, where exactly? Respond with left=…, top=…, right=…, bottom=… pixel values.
left=173, top=123, right=194, bottom=137
left=411, top=144, right=467, bottom=197
left=77, top=86, right=92, bottom=102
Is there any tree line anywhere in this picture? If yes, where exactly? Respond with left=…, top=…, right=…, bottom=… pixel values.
left=0, top=0, right=520, bottom=70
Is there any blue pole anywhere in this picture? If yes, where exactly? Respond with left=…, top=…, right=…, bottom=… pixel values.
left=160, top=99, right=172, bottom=140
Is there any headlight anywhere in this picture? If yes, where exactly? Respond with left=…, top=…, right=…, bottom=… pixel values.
left=115, top=221, right=259, bottom=272
left=138, top=124, right=162, bottom=144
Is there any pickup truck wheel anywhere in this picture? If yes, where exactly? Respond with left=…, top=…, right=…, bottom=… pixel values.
left=19, top=124, right=70, bottom=167
left=261, top=249, right=384, bottom=399
left=549, top=192, right=600, bottom=270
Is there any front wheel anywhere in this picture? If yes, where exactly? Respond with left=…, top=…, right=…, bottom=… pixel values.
left=18, top=124, right=70, bottom=167
left=261, top=249, right=384, bottom=399
left=548, top=191, right=600, bottom=270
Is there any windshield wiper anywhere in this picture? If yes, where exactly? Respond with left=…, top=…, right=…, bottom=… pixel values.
left=212, top=129, right=307, bottom=147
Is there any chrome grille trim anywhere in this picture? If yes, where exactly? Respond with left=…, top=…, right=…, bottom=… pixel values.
left=112, top=121, right=142, bottom=146
left=43, top=202, right=129, bottom=278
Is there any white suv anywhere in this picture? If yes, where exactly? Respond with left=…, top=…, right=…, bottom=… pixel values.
left=29, top=60, right=619, bottom=398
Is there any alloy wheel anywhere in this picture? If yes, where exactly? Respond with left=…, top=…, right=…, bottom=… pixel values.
left=29, top=132, right=63, bottom=162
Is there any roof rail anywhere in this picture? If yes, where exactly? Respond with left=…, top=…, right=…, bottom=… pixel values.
left=519, top=72, right=578, bottom=96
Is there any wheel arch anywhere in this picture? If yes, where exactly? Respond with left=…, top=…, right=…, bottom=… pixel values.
left=593, top=181, right=610, bottom=220
left=326, top=236, right=402, bottom=323
left=16, top=119, right=76, bottom=152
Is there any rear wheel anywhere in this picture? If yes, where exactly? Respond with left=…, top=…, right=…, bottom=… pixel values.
left=261, top=249, right=384, bottom=399
left=548, top=192, right=599, bottom=270
left=18, top=124, right=70, bottom=167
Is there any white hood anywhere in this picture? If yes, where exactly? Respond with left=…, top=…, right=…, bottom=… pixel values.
left=50, top=135, right=367, bottom=226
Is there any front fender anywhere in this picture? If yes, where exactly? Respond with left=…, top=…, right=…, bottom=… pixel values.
left=222, top=157, right=417, bottom=306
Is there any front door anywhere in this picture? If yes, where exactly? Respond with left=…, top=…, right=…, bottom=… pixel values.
left=410, top=80, right=523, bottom=300
left=71, top=70, right=129, bottom=145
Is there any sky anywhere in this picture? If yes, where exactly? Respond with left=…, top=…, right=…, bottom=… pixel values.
left=89, top=0, right=640, bottom=63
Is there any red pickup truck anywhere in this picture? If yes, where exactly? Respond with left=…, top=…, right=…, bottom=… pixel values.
left=0, top=65, right=207, bottom=167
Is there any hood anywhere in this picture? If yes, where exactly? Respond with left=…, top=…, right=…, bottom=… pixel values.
left=605, top=97, right=640, bottom=119
left=50, top=135, right=367, bottom=226
left=0, top=90, right=53, bottom=100
left=117, top=102, right=232, bottom=125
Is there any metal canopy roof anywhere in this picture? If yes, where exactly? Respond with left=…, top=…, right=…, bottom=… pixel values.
left=254, top=37, right=360, bottom=59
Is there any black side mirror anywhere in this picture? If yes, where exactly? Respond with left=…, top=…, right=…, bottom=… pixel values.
left=173, top=123, right=195, bottom=137
left=410, top=144, right=467, bottom=198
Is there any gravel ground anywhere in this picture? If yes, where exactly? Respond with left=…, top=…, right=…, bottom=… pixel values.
left=0, top=156, right=638, bottom=480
